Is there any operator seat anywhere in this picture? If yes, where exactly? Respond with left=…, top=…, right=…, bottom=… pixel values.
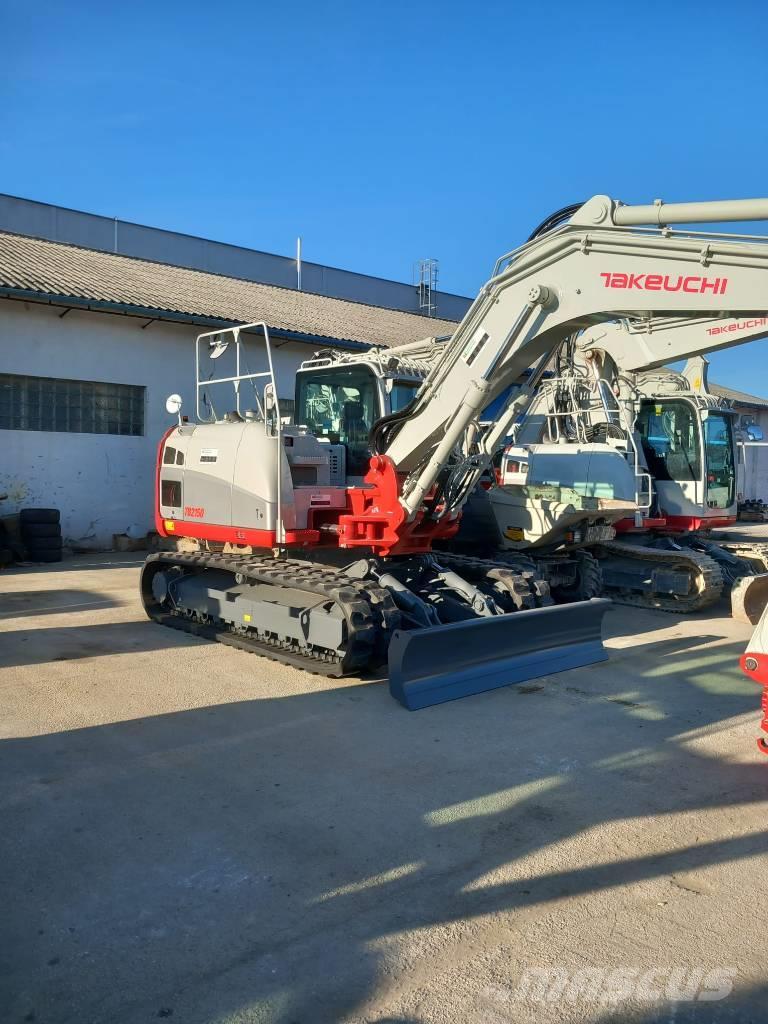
left=342, top=400, right=371, bottom=475
left=342, top=401, right=369, bottom=441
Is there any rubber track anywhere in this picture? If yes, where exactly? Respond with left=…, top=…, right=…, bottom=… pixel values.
left=601, top=540, right=724, bottom=613
left=429, top=550, right=554, bottom=608
left=141, top=551, right=400, bottom=677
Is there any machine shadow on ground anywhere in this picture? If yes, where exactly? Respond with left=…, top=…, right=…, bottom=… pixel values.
left=0, top=620, right=765, bottom=1024
left=0, top=619, right=210, bottom=668
left=0, top=588, right=122, bottom=620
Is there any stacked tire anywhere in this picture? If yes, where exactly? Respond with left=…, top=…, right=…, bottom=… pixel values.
left=20, top=508, right=63, bottom=563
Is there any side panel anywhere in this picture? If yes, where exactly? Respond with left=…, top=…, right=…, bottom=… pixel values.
left=158, top=421, right=283, bottom=534
left=182, top=423, right=240, bottom=526
left=231, top=424, right=284, bottom=530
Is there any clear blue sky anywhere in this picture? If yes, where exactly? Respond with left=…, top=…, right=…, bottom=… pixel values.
left=3, top=0, right=768, bottom=393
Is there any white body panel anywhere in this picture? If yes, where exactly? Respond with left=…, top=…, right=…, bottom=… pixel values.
left=489, top=443, right=637, bottom=548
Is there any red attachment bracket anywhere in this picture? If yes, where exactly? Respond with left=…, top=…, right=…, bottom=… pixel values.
left=337, top=455, right=459, bottom=556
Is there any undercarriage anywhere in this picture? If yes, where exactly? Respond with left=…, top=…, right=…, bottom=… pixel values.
left=141, top=548, right=609, bottom=709
left=596, top=533, right=768, bottom=620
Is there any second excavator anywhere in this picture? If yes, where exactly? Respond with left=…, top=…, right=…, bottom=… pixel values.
left=490, top=311, right=768, bottom=619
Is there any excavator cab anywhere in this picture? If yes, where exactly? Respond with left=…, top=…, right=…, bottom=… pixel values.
left=635, top=398, right=737, bottom=529
left=294, top=359, right=420, bottom=479
left=295, top=364, right=380, bottom=477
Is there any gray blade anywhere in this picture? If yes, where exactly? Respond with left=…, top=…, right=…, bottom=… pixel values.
left=388, top=598, right=611, bottom=710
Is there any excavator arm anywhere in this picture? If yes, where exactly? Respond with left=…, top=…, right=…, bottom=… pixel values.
left=378, top=195, right=768, bottom=532
left=578, top=314, right=768, bottom=373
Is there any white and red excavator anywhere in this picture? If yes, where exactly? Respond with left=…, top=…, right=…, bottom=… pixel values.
left=142, top=194, right=768, bottom=708
left=484, top=313, right=768, bottom=619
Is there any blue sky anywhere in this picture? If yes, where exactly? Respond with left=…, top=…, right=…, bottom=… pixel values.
left=3, top=0, right=768, bottom=393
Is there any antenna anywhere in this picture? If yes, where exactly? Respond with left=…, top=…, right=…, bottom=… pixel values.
left=413, top=258, right=439, bottom=317
left=297, top=236, right=302, bottom=291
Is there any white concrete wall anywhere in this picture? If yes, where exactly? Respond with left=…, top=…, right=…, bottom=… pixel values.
left=0, top=300, right=310, bottom=547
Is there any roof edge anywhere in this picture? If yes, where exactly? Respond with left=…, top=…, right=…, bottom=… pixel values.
left=0, top=229, right=461, bottom=330
left=0, top=287, right=368, bottom=351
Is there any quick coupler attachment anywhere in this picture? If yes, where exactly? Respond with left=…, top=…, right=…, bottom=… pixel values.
left=387, top=598, right=612, bottom=710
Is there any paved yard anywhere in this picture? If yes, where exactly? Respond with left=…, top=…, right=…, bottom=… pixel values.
left=1, top=550, right=767, bottom=1023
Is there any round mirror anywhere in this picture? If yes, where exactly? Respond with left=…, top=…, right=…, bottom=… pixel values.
left=166, top=394, right=183, bottom=415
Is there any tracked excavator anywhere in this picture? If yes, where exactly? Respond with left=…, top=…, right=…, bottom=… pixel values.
left=142, top=194, right=768, bottom=708
left=491, top=312, right=768, bottom=619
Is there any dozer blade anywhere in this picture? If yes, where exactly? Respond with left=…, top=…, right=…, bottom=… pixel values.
left=732, top=573, right=768, bottom=625
left=388, top=598, right=611, bottom=710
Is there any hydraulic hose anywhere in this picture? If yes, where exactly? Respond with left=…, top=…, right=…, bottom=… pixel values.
left=527, top=202, right=585, bottom=241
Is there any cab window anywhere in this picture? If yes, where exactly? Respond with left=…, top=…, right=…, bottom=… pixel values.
left=295, top=366, right=380, bottom=475
left=636, top=400, right=701, bottom=482
left=704, top=411, right=735, bottom=506
left=389, top=381, right=419, bottom=413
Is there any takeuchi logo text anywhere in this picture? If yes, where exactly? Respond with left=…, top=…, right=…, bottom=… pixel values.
left=600, top=272, right=728, bottom=294
left=707, top=317, right=768, bottom=336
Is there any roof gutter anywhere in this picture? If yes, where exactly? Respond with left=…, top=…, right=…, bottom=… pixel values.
left=0, top=286, right=370, bottom=352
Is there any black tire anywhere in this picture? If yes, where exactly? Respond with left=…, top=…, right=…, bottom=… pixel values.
left=27, top=548, right=63, bottom=563
left=551, top=553, right=604, bottom=603
left=20, top=508, right=60, bottom=525
left=26, top=539, right=63, bottom=554
left=21, top=523, right=62, bottom=540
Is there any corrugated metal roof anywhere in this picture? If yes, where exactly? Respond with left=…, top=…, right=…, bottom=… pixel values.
left=0, top=231, right=460, bottom=348
left=710, top=381, right=768, bottom=408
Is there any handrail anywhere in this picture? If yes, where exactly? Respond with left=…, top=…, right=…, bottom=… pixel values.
left=193, top=322, right=284, bottom=545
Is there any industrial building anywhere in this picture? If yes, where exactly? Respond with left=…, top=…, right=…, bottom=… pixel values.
left=0, top=196, right=465, bottom=547
left=1, top=194, right=766, bottom=549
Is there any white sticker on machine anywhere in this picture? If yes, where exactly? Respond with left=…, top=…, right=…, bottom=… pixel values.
left=310, top=494, right=332, bottom=505
left=200, top=448, right=219, bottom=463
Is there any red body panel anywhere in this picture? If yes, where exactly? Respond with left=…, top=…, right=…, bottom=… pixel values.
left=614, top=514, right=737, bottom=535
left=154, top=426, right=177, bottom=538
left=741, top=652, right=768, bottom=687
left=740, top=653, right=768, bottom=755
left=160, top=520, right=319, bottom=547
left=662, top=514, right=737, bottom=532
left=614, top=517, right=668, bottom=533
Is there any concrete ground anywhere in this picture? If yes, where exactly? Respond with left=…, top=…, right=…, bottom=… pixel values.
left=1, top=546, right=767, bottom=1024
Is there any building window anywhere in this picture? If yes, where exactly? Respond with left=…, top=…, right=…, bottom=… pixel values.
left=0, top=374, right=145, bottom=436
